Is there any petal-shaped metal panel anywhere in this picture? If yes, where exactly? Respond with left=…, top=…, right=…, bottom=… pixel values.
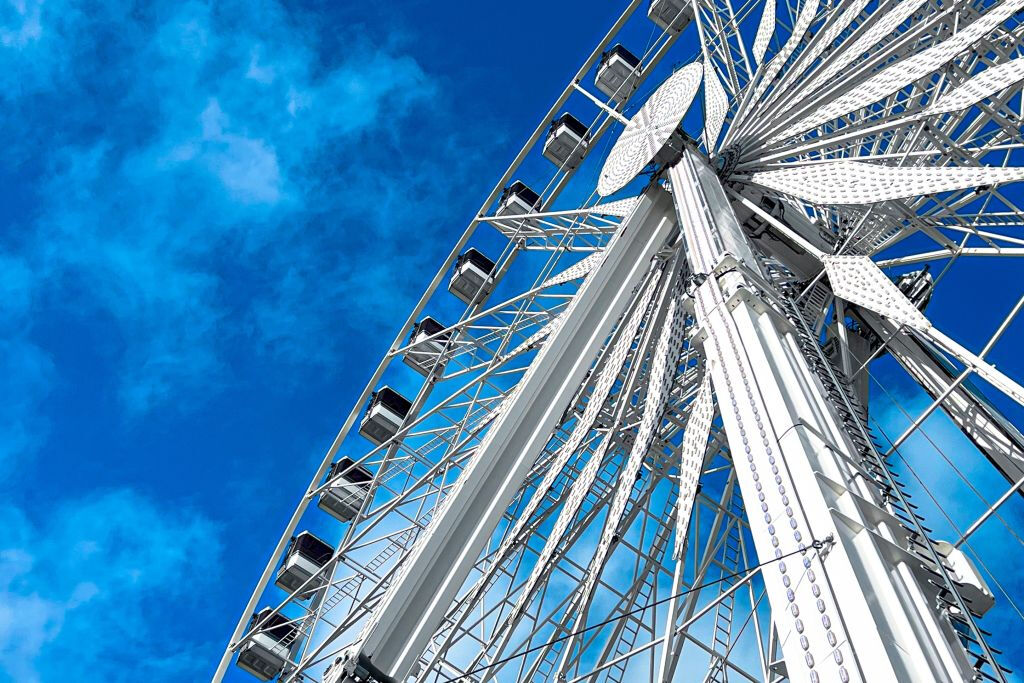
left=774, top=0, right=869, bottom=106
left=751, top=0, right=776, bottom=67
left=824, top=255, right=930, bottom=330
left=541, top=252, right=605, bottom=288
left=674, top=370, right=714, bottom=559
left=589, top=196, right=642, bottom=217
left=746, top=0, right=820, bottom=107
left=751, top=160, right=1024, bottom=205
left=572, top=276, right=689, bottom=631
left=774, top=0, right=1024, bottom=142
left=927, top=57, right=1024, bottom=116
left=500, top=269, right=665, bottom=621
left=598, top=62, right=703, bottom=197
left=704, top=63, right=729, bottom=152
left=794, top=0, right=926, bottom=106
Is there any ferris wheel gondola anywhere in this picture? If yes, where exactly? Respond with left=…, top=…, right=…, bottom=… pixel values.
left=217, top=2, right=1024, bottom=681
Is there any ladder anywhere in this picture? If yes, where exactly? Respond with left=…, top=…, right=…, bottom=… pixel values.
left=703, top=489, right=745, bottom=683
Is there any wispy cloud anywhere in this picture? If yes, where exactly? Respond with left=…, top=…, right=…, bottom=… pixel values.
left=0, top=0, right=501, bottom=676
left=0, top=489, right=221, bottom=682
left=0, top=1, right=41, bottom=48
left=0, top=0, right=464, bottom=422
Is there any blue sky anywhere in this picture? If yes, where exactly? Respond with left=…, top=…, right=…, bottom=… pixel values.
left=0, top=1, right=614, bottom=680
left=1, top=1, right=1023, bottom=681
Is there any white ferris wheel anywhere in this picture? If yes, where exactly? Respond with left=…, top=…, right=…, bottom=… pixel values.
left=215, top=1, right=1024, bottom=681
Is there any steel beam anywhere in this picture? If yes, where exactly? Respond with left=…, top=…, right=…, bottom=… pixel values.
left=332, top=185, right=679, bottom=682
left=669, top=147, right=978, bottom=682
left=855, top=308, right=1024, bottom=491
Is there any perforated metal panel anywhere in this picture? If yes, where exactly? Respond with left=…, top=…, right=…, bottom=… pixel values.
left=751, top=0, right=776, bottom=66
left=751, top=160, right=1024, bottom=205
left=674, top=370, right=715, bottom=559
left=500, top=267, right=664, bottom=565
left=775, top=0, right=1024, bottom=141
left=541, top=252, right=605, bottom=288
left=704, top=64, right=728, bottom=151
left=589, top=196, right=642, bottom=217
left=926, top=57, right=1024, bottom=115
left=598, top=63, right=703, bottom=196
left=746, top=0, right=820, bottom=106
left=572, top=276, right=689, bottom=632
left=794, top=0, right=926, bottom=101
left=824, top=255, right=931, bottom=330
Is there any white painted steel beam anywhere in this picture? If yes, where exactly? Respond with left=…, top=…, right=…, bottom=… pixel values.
left=854, top=308, right=1024, bottom=491
left=336, top=186, right=679, bottom=682
left=669, top=148, right=976, bottom=682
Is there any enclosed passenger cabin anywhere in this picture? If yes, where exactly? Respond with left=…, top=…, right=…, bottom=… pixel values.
left=403, top=316, right=450, bottom=375
left=448, top=248, right=497, bottom=305
left=895, top=268, right=934, bottom=311
left=497, top=180, right=542, bottom=218
left=318, top=456, right=374, bottom=522
left=543, top=113, right=589, bottom=169
left=235, top=608, right=297, bottom=680
left=358, top=386, right=412, bottom=445
left=274, top=531, right=334, bottom=597
left=648, top=0, right=694, bottom=31
left=595, top=44, right=641, bottom=100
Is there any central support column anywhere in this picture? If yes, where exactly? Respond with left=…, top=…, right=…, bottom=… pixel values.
left=335, top=186, right=679, bottom=682
left=669, top=148, right=973, bottom=682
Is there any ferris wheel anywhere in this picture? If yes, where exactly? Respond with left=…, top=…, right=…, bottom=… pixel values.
left=215, top=1, right=1024, bottom=681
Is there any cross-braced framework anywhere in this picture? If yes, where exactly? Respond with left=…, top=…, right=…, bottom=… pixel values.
left=216, top=1, right=1024, bottom=682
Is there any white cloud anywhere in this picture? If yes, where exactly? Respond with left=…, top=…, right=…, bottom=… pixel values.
left=0, top=0, right=42, bottom=48
left=245, top=46, right=276, bottom=85
left=0, top=489, right=221, bottom=682
left=196, top=98, right=283, bottom=204
left=0, top=0, right=447, bottom=418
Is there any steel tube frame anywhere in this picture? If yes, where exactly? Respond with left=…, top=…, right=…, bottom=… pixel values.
left=669, top=147, right=981, bottom=682
left=338, top=186, right=679, bottom=681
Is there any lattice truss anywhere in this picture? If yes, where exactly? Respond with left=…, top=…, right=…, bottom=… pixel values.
left=219, top=1, right=1024, bottom=682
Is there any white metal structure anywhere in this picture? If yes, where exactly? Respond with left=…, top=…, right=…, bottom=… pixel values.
left=217, top=1, right=1024, bottom=681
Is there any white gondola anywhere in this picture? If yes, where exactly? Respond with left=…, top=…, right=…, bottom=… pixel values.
left=895, top=268, right=934, bottom=311
left=936, top=541, right=996, bottom=617
left=542, top=113, right=589, bottom=169
left=448, top=248, right=497, bottom=305
left=403, top=316, right=450, bottom=375
left=595, top=44, right=641, bottom=100
left=318, top=457, right=373, bottom=522
left=496, top=180, right=541, bottom=217
left=274, top=531, right=334, bottom=597
left=648, top=0, right=693, bottom=31
left=235, top=608, right=296, bottom=680
left=358, top=386, right=412, bottom=446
